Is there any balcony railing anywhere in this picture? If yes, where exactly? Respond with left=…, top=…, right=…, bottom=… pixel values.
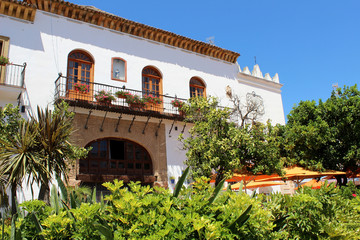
left=55, top=75, right=187, bottom=118
left=0, top=63, right=26, bottom=88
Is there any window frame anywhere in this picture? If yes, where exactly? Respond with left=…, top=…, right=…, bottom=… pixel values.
left=111, top=57, right=127, bottom=82
left=67, top=50, right=94, bottom=83
left=0, top=36, right=10, bottom=84
left=0, top=36, right=10, bottom=57
left=142, top=66, right=163, bottom=97
left=66, top=50, right=95, bottom=101
left=190, top=77, right=206, bottom=98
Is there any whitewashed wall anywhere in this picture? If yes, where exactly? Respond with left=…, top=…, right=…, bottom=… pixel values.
left=1, top=10, right=285, bottom=191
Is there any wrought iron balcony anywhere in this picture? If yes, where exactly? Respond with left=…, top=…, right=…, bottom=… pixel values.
left=0, top=63, right=26, bottom=88
left=54, top=75, right=187, bottom=119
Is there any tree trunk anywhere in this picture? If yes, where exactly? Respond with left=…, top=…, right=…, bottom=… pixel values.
left=10, top=184, right=17, bottom=216
left=38, top=183, right=50, bottom=204
left=335, top=175, right=348, bottom=187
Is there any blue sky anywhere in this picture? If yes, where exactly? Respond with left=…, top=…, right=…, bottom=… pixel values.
left=71, top=0, right=360, bottom=119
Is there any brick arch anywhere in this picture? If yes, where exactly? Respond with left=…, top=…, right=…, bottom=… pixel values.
left=80, top=137, right=154, bottom=178
left=69, top=113, right=168, bottom=188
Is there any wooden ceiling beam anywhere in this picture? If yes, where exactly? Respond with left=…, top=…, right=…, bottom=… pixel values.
left=43, top=0, right=49, bottom=11
left=0, top=1, right=36, bottom=22
left=7, top=3, right=13, bottom=16
left=50, top=1, right=56, bottom=12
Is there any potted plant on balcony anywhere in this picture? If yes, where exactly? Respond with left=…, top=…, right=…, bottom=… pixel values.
left=0, top=56, right=9, bottom=66
left=95, top=90, right=115, bottom=105
left=143, top=94, right=162, bottom=111
left=115, top=90, right=129, bottom=99
left=74, top=82, right=89, bottom=94
left=144, top=95, right=162, bottom=104
left=171, top=99, right=185, bottom=116
left=125, top=93, right=145, bottom=109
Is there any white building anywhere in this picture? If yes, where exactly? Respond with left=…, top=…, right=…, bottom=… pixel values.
left=0, top=0, right=285, bottom=196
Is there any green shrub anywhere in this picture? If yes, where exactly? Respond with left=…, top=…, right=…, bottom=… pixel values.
left=41, top=212, right=73, bottom=240
left=1, top=178, right=359, bottom=239
left=262, top=183, right=360, bottom=240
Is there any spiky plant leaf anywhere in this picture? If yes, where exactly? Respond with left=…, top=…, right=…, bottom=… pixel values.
left=251, top=190, right=257, bottom=198
left=173, top=167, right=190, bottom=198
left=91, top=187, right=97, bottom=204
left=50, top=184, right=60, bottom=214
left=1, top=213, right=4, bottom=240
left=61, top=199, right=77, bottom=231
left=208, top=178, right=225, bottom=205
left=10, top=214, right=21, bottom=240
left=56, top=175, right=68, bottom=203
left=29, top=212, right=44, bottom=240
left=94, top=223, right=114, bottom=240
left=70, top=191, right=77, bottom=209
left=228, top=204, right=252, bottom=232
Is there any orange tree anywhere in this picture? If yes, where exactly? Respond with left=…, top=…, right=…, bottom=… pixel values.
left=284, top=85, right=360, bottom=186
left=179, top=97, right=284, bottom=186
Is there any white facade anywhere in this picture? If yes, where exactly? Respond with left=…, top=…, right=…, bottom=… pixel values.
left=0, top=1, right=285, bottom=195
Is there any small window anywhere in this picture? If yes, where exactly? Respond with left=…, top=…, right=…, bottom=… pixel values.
left=190, top=77, right=206, bottom=98
left=112, top=58, right=126, bottom=82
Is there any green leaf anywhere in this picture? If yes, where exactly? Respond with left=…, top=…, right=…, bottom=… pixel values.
left=228, top=204, right=252, bottom=232
left=94, top=223, right=114, bottom=240
left=29, top=213, right=45, bottom=240
left=100, top=192, right=105, bottom=208
left=1, top=213, right=4, bottom=240
left=56, top=175, right=68, bottom=203
left=10, top=215, right=16, bottom=240
left=70, top=191, right=77, bottom=209
left=173, top=167, right=190, bottom=198
left=15, top=198, right=23, bottom=219
left=272, top=215, right=289, bottom=232
left=208, top=178, right=225, bottom=205
left=61, top=199, right=77, bottom=231
left=50, top=184, right=60, bottom=214
left=10, top=215, right=21, bottom=240
left=91, top=187, right=97, bottom=204
left=250, top=190, right=256, bottom=198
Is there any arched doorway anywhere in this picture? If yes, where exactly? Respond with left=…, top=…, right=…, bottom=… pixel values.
left=78, top=138, right=154, bottom=184
left=66, top=50, right=94, bottom=101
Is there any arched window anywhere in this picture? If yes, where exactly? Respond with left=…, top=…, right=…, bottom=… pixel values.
left=142, top=67, right=162, bottom=97
left=80, top=138, right=153, bottom=176
left=190, top=77, right=206, bottom=98
left=67, top=50, right=94, bottom=97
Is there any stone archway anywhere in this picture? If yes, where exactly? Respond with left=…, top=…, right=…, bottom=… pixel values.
left=77, top=138, right=155, bottom=185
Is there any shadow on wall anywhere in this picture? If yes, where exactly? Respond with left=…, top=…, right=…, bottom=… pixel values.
left=0, top=16, right=45, bottom=52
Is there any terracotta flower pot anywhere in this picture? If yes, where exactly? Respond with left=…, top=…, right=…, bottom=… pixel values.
left=117, top=94, right=127, bottom=99
left=129, top=103, right=144, bottom=109
left=97, top=100, right=112, bottom=106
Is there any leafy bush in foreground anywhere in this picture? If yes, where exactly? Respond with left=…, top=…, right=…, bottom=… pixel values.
left=1, top=177, right=359, bottom=239
left=261, top=182, right=360, bottom=240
